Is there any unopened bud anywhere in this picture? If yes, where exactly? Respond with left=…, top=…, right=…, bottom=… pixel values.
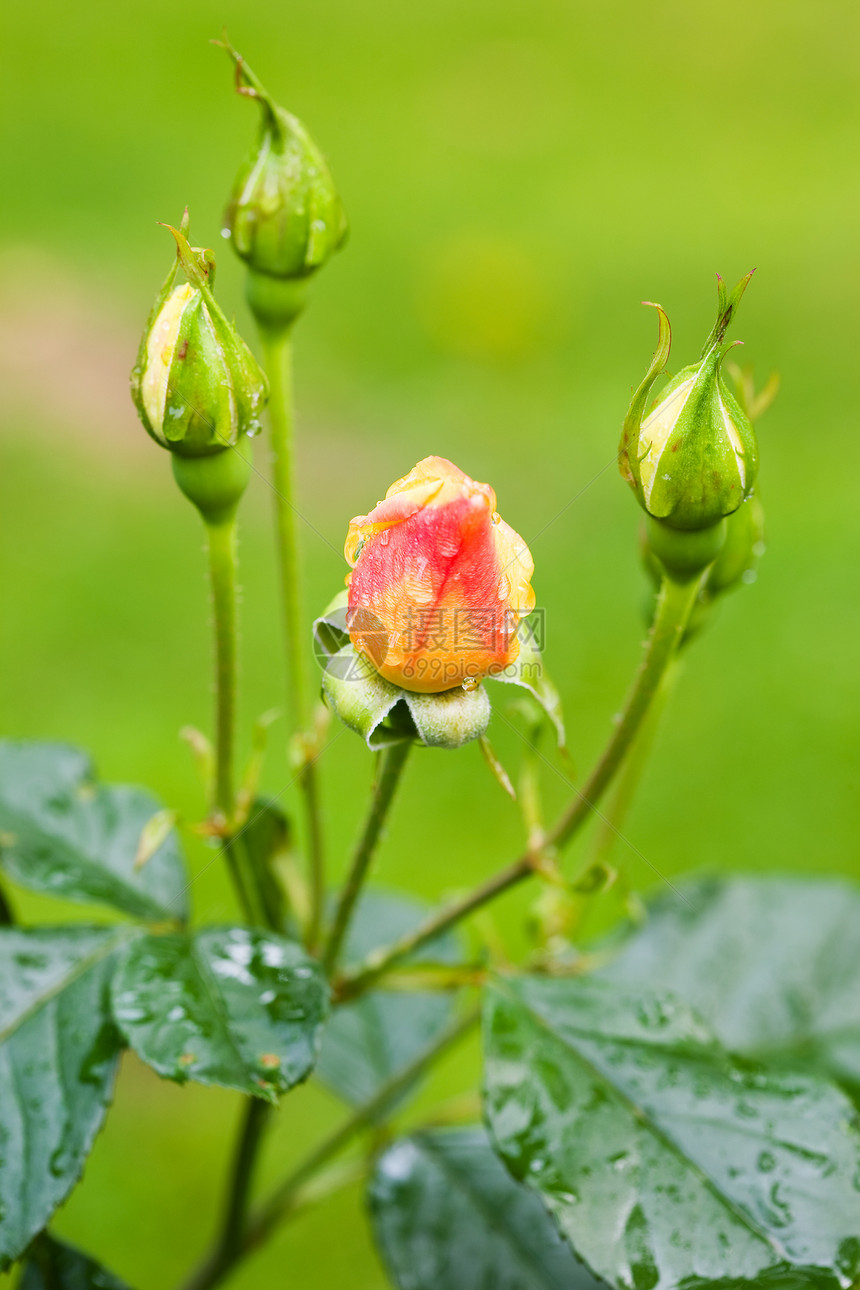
left=131, top=221, right=267, bottom=460
left=704, top=493, right=765, bottom=600
left=619, top=273, right=759, bottom=534
left=220, top=38, right=347, bottom=312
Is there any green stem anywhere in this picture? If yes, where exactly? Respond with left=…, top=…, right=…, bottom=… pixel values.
left=335, top=575, right=700, bottom=1001
left=213, top=1098, right=272, bottom=1271
left=207, top=518, right=254, bottom=924
left=178, top=1009, right=478, bottom=1290
left=208, top=519, right=239, bottom=819
left=585, top=661, right=676, bottom=877
left=323, top=739, right=413, bottom=975
left=258, top=327, right=325, bottom=949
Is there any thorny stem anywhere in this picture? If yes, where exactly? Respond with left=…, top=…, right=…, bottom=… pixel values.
left=258, top=327, right=325, bottom=950
left=178, top=1009, right=479, bottom=1290
left=323, top=739, right=413, bottom=975
left=335, top=574, right=701, bottom=1002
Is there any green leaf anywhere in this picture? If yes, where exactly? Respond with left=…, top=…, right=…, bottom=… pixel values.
left=111, top=927, right=328, bottom=1102
left=370, top=1126, right=605, bottom=1290
left=601, top=876, right=860, bottom=1098
left=317, top=891, right=460, bottom=1109
left=19, top=1233, right=134, bottom=1289
left=0, top=927, right=127, bottom=1271
left=0, top=741, right=188, bottom=922
left=484, top=974, right=860, bottom=1290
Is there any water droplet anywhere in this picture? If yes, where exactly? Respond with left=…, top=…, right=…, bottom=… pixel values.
left=497, top=574, right=511, bottom=601
left=461, top=676, right=479, bottom=692
left=757, top=1150, right=776, bottom=1173
left=379, top=528, right=390, bottom=545
left=491, top=511, right=501, bottom=525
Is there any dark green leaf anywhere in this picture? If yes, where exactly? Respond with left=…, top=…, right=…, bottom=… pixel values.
left=0, top=927, right=126, bottom=1271
left=111, top=927, right=328, bottom=1102
left=19, top=1233, right=134, bottom=1289
left=484, top=974, right=860, bottom=1290
left=0, top=741, right=188, bottom=922
left=369, top=1126, right=605, bottom=1290
left=601, top=876, right=860, bottom=1097
left=317, top=890, right=460, bottom=1108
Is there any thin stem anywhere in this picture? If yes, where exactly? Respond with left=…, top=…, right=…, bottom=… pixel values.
left=551, top=576, right=698, bottom=851
left=258, top=327, right=325, bottom=949
left=208, top=519, right=239, bottom=819
left=336, top=575, right=701, bottom=1001
left=178, top=1009, right=478, bottom=1290
left=214, top=1099, right=272, bottom=1270
left=207, top=519, right=253, bottom=923
left=585, top=661, right=676, bottom=877
left=323, top=740, right=413, bottom=975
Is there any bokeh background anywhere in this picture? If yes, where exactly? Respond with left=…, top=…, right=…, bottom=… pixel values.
left=2, top=0, right=858, bottom=1285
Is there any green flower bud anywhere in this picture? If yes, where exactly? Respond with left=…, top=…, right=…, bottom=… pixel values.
left=619, top=273, right=759, bottom=532
left=220, top=38, right=347, bottom=290
left=131, top=221, right=268, bottom=461
left=703, top=493, right=765, bottom=600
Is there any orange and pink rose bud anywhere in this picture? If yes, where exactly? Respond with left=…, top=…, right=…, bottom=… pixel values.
left=344, top=457, right=535, bottom=694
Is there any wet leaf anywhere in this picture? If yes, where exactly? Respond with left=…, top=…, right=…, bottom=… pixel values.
left=0, top=741, right=188, bottom=922
left=111, top=927, right=328, bottom=1102
left=601, top=875, right=860, bottom=1098
left=483, top=974, right=860, bottom=1290
left=19, top=1233, right=134, bottom=1288
left=317, top=890, right=460, bottom=1109
left=0, top=927, right=127, bottom=1271
left=370, top=1126, right=605, bottom=1290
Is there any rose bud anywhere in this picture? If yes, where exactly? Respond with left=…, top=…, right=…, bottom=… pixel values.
left=131, top=222, right=267, bottom=458
left=344, top=456, right=536, bottom=695
left=703, top=492, right=765, bottom=600
left=130, top=219, right=267, bottom=523
left=219, top=37, right=347, bottom=329
left=618, top=273, right=760, bottom=577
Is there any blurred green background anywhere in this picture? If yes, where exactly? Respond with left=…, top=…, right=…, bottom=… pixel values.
left=2, top=0, right=858, bottom=1285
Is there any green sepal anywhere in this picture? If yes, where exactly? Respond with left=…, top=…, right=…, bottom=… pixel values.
left=490, top=633, right=565, bottom=747
left=699, top=268, right=756, bottom=358
left=703, top=493, right=765, bottom=599
left=403, top=686, right=491, bottom=749
left=219, top=36, right=348, bottom=285
left=313, top=589, right=351, bottom=660
left=618, top=301, right=672, bottom=488
left=321, top=645, right=405, bottom=750
left=320, top=641, right=493, bottom=751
